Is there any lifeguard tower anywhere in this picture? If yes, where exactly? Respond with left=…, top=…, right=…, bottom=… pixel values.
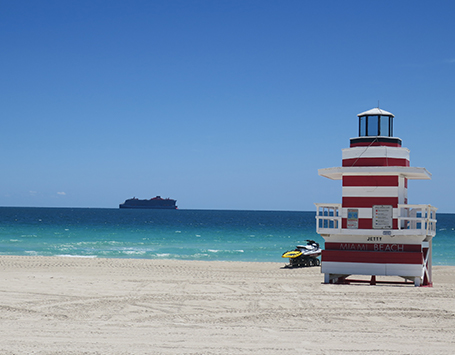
left=315, top=108, right=437, bottom=286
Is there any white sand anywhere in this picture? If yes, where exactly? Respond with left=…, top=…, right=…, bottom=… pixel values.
left=0, top=256, right=454, bottom=354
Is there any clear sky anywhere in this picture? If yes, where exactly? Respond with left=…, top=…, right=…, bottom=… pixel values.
left=1, top=0, right=454, bottom=212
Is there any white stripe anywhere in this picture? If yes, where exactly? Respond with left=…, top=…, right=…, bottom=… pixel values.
left=342, top=146, right=410, bottom=160
left=341, top=207, right=399, bottom=219
left=342, top=186, right=399, bottom=197
left=386, top=264, right=423, bottom=277
left=321, top=262, right=422, bottom=277
left=322, top=261, right=386, bottom=275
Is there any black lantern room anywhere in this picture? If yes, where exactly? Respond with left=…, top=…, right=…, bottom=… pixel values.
left=350, top=108, right=402, bottom=148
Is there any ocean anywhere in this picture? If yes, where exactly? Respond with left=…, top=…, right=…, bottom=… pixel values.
left=0, top=207, right=454, bottom=265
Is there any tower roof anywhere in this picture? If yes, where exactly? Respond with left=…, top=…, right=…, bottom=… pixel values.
left=357, top=108, right=394, bottom=117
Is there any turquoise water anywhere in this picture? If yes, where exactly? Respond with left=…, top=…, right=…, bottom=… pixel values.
left=0, top=207, right=454, bottom=265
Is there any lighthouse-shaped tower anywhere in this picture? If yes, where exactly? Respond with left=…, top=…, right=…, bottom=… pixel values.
left=315, top=108, right=437, bottom=286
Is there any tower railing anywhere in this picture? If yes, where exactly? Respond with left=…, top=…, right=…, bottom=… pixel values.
left=315, top=203, right=342, bottom=233
left=314, top=203, right=437, bottom=236
left=397, top=204, right=437, bottom=236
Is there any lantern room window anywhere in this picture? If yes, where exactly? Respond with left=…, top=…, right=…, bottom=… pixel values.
left=359, top=115, right=393, bottom=137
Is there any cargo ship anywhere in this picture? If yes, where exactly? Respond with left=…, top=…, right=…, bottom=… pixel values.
left=119, top=196, right=177, bottom=209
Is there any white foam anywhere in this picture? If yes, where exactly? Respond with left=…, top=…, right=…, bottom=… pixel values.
left=57, top=254, right=97, bottom=258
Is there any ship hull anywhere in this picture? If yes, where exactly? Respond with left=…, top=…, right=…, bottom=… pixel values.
left=119, top=204, right=177, bottom=209
left=119, top=196, right=177, bottom=209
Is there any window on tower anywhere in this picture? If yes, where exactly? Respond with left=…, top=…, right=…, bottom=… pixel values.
left=380, top=115, right=390, bottom=136
left=359, top=116, right=366, bottom=136
left=367, top=115, right=379, bottom=136
left=359, top=115, right=393, bottom=137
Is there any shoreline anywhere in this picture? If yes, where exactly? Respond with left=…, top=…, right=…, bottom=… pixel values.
left=5, top=253, right=455, bottom=267
left=1, top=255, right=454, bottom=354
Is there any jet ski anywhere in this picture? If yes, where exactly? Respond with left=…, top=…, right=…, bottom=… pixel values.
left=282, top=240, right=321, bottom=268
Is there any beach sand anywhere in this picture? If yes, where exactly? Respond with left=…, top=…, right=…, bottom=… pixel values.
left=0, top=256, right=454, bottom=354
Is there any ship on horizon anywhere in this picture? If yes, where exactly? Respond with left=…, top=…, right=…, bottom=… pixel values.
left=119, top=196, right=177, bottom=209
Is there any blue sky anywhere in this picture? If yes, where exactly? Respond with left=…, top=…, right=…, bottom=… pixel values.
left=1, top=0, right=454, bottom=211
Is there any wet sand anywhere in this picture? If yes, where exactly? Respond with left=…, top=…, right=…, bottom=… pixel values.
left=0, top=256, right=454, bottom=354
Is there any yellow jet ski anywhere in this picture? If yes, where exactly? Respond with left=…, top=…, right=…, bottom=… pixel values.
left=282, top=240, right=321, bottom=268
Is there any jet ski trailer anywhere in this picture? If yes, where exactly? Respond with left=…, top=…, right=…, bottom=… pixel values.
left=282, top=240, right=321, bottom=268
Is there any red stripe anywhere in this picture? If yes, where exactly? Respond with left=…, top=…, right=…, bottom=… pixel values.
left=342, top=196, right=398, bottom=208
left=342, top=218, right=398, bottom=229
left=350, top=142, right=401, bottom=148
left=342, top=157, right=409, bottom=167
left=325, top=243, right=422, bottom=252
left=342, top=175, right=398, bottom=187
left=322, top=250, right=423, bottom=264
left=404, top=178, right=408, bottom=188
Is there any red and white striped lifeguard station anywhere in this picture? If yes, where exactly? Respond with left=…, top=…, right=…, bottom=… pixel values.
left=315, top=108, right=437, bottom=286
